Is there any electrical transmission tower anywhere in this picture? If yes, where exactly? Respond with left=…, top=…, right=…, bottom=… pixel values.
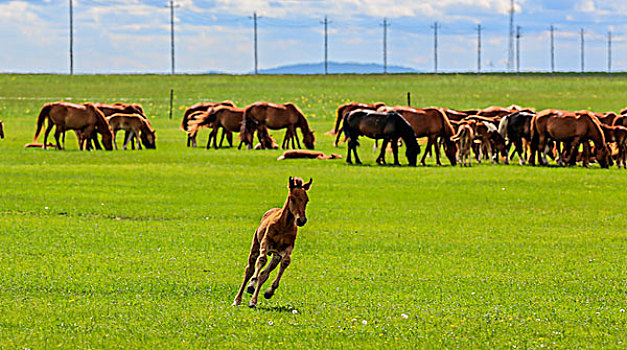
left=507, top=0, right=515, bottom=72
left=251, top=12, right=260, bottom=75
left=432, top=22, right=439, bottom=74
left=166, top=1, right=179, bottom=75
left=69, top=0, right=74, bottom=75
left=477, top=24, right=481, bottom=74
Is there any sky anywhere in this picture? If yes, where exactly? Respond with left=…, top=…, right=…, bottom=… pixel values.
left=0, top=0, right=626, bottom=74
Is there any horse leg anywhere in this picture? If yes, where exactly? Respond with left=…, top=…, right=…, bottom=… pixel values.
left=376, top=139, right=389, bottom=165
left=135, top=130, right=142, bottom=150
left=264, top=247, right=293, bottom=300
left=218, top=129, right=226, bottom=148
left=226, top=131, right=233, bottom=148
left=346, top=141, right=353, bottom=164
left=391, top=138, right=400, bottom=166
left=282, top=129, right=290, bottom=149
left=233, top=237, right=260, bottom=306
left=208, top=127, right=218, bottom=149
left=123, top=130, right=134, bottom=150
left=420, top=138, right=433, bottom=166
left=248, top=245, right=275, bottom=308
left=351, top=140, right=362, bottom=165
left=249, top=253, right=282, bottom=306
left=54, top=127, right=64, bottom=151
left=567, top=138, right=581, bottom=166
left=43, top=122, right=54, bottom=150
left=433, top=136, right=443, bottom=166
left=294, top=129, right=301, bottom=149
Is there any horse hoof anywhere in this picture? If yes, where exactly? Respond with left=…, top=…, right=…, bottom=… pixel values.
left=232, top=299, right=241, bottom=306
left=248, top=301, right=257, bottom=308
left=247, top=285, right=256, bottom=295
left=264, top=288, right=275, bottom=299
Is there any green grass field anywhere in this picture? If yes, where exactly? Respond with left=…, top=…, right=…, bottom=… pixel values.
left=1, top=73, right=627, bottom=348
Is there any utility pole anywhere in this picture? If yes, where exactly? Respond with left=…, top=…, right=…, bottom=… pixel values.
left=69, top=0, right=73, bottom=75
left=477, top=24, right=482, bottom=75
left=508, top=0, right=515, bottom=72
left=580, top=28, right=584, bottom=76
left=167, top=0, right=179, bottom=75
left=608, top=31, right=612, bottom=77
left=252, top=12, right=259, bottom=75
left=324, top=16, right=328, bottom=75
left=516, top=26, right=521, bottom=76
left=550, top=25, right=555, bottom=76
left=382, top=18, right=390, bottom=74
left=432, top=22, right=439, bottom=74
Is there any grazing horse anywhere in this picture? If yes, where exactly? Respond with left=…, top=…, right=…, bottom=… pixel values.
left=0, top=120, right=4, bottom=139
left=182, top=101, right=235, bottom=147
left=233, top=177, right=312, bottom=308
left=529, top=110, right=609, bottom=168
left=331, top=102, right=386, bottom=144
left=600, top=124, right=627, bottom=168
left=498, top=111, right=535, bottom=165
left=277, top=150, right=341, bottom=160
left=343, top=109, right=419, bottom=166
left=442, top=108, right=472, bottom=121
left=379, top=106, right=457, bottom=166
left=612, top=115, right=627, bottom=128
left=451, top=123, right=475, bottom=167
left=34, top=102, right=113, bottom=150
left=94, top=102, right=146, bottom=117
left=242, top=102, right=315, bottom=150
left=107, top=113, right=156, bottom=150
left=187, top=106, right=248, bottom=149
left=621, top=107, right=627, bottom=115
left=477, top=106, right=516, bottom=119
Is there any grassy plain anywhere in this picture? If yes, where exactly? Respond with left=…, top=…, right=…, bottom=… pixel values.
left=1, top=73, right=627, bottom=348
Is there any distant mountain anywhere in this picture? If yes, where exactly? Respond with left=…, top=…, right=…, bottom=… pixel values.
left=256, top=61, right=420, bottom=75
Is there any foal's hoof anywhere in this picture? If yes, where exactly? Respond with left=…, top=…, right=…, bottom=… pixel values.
left=232, top=298, right=242, bottom=306
left=248, top=301, right=257, bottom=308
left=264, top=288, right=275, bottom=299
left=246, top=285, right=256, bottom=295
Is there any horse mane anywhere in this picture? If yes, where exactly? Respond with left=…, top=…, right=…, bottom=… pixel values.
left=85, top=103, right=112, bottom=132
left=580, top=111, right=606, bottom=143
left=390, top=111, right=418, bottom=147
left=438, top=108, right=456, bottom=138
left=286, top=103, right=312, bottom=134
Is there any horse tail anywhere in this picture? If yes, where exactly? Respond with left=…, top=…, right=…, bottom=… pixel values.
left=334, top=105, right=346, bottom=134
left=34, top=103, right=52, bottom=141
left=498, top=114, right=510, bottom=140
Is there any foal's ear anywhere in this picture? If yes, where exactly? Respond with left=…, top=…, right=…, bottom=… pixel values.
left=303, top=178, right=313, bottom=191
left=288, top=176, right=294, bottom=189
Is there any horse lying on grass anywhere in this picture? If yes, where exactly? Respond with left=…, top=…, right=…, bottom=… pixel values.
left=233, top=177, right=312, bottom=308
left=277, top=150, right=341, bottom=160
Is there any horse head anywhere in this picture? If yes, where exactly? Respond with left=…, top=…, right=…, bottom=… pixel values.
left=287, top=177, right=312, bottom=227
left=302, top=130, right=315, bottom=149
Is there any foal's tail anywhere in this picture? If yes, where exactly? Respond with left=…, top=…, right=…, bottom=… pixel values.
left=34, top=104, right=52, bottom=141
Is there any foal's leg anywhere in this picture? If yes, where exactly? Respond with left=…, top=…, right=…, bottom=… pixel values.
left=43, top=122, right=54, bottom=150
left=233, top=236, right=260, bottom=306
left=250, top=254, right=282, bottom=306
left=135, top=131, right=143, bottom=150
left=264, top=246, right=293, bottom=300
left=226, top=131, right=234, bottom=148
left=123, top=130, right=134, bottom=150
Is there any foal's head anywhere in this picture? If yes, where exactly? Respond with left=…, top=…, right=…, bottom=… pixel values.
left=287, top=177, right=312, bottom=227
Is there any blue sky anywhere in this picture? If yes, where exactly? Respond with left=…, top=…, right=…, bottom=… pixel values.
left=0, top=0, right=626, bottom=73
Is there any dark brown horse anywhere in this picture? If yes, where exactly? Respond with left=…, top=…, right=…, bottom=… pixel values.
left=241, top=102, right=315, bottom=150
left=233, top=177, right=312, bottom=308
left=498, top=111, right=535, bottom=165
left=342, top=109, right=419, bottom=166
left=529, top=109, right=609, bottom=168
left=182, top=101, right=235, bottom=147
left=34, top=102, right=113, bottom=151
left=379, top=106, right=457, bottom=166
left=331, top=102, right=386, bottom=143
left=0, top=120, right=4, bottom=139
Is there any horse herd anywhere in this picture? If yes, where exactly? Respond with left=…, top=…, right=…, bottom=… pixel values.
left=6, top=99, right=626, bottom=169
left=331, top=102, right=627, bottom=169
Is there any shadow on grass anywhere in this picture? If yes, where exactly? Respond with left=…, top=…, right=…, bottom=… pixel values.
left=256, top=305, right=297, bottom=313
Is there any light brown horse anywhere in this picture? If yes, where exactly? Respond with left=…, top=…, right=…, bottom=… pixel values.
left=94, top=102, right=146, bottom=117
left=107, top=113, right=156, bottom=150
left=378, top=105, right=457, bottom=166
left=477, top=106, right=517, bottom=119
left=182, top=101, right=235, bottom=147
left=187, top=106, right=247, bottom=149
left=233, top=177, right=312, bottom=308
left=529, top=109, right=609, bottom=168
left=600, top=124, right=627, bottom=168
left=34, top=102, right=113, bottom=150
left=330, top=102, right=386, bottom=140
left=451, top=122, right=475, bottom=167
left=242, top=102, right=315, bottom=150
left=0, top=120, right=4, bottom=139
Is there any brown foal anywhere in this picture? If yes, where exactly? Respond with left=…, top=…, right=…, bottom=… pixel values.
left=233, top=177, right=312, bottom=308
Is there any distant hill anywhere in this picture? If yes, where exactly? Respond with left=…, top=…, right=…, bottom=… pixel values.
left=256, top=62, right=419, bottom=75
